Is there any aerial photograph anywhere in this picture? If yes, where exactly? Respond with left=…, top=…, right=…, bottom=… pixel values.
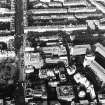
left=0, top=0, right=105, bottom=105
